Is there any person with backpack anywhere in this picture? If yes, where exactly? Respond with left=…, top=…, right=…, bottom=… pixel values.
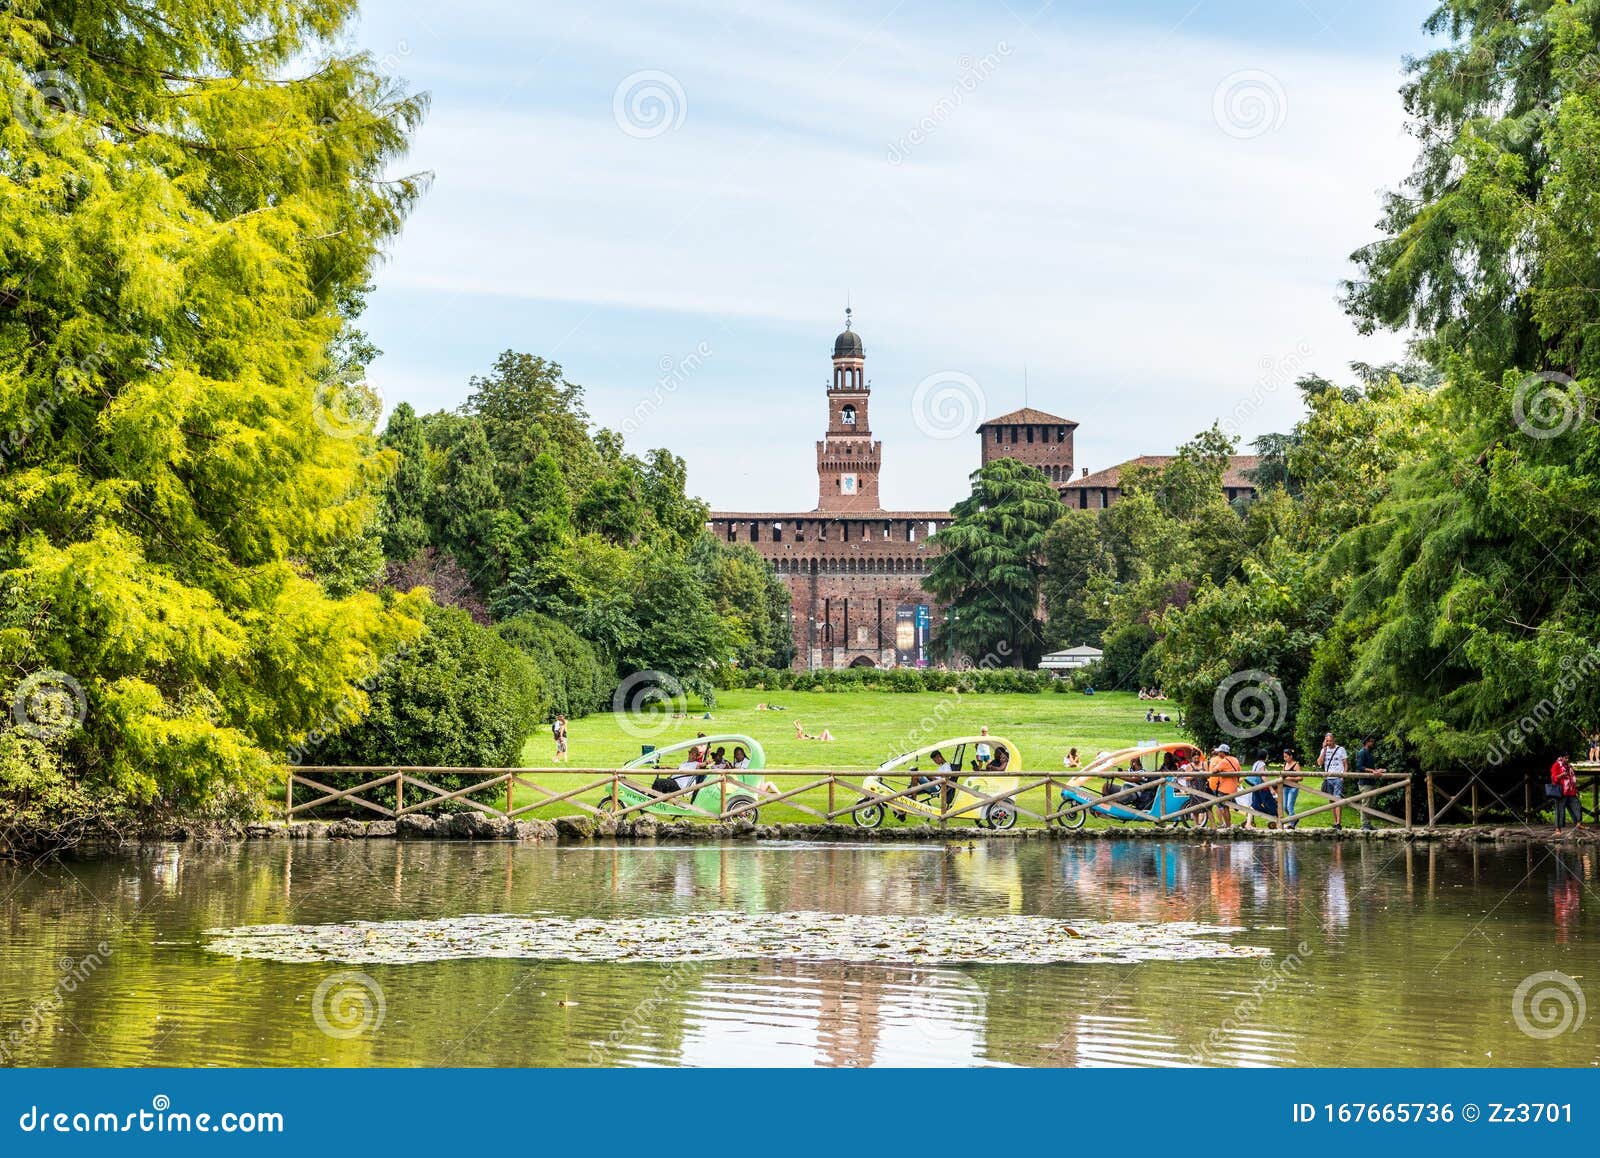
left=552, top=715, right=568, bottom=763
left=1353, top=738, right=1386, bottom=830
left=1551, top=753, right=1583, bottom=831
left=1318, top=733, right=1349, bottom=830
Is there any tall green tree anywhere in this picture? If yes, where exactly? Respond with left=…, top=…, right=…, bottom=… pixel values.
left=0, top=0, right=429, bottom=810
left=378, top=402, right=432, bottom=563
left=1039, top=509, right=1114, bottom=648
left=1321, top=1, right=1600, bottom=767
left=927, top=459, right=1061, bottom=667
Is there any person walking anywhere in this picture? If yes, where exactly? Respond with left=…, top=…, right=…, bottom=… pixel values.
left=1551, top=753, right=1583, bottom=831
left=1318, top=733, right=1349, bottom=829
left=552, top=714, right=568, bottom=763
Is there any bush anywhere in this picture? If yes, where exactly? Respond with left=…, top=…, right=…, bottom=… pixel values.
left=497, top=612, right=608, bottom=718
left=0, top=730, right=118, bottom=857
left=318, top=605, right=546, bottom=770
left=720, top=666, right=1059, bottom=695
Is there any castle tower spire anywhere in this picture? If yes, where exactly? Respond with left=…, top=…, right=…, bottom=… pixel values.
left=818, top=310, right=879, bottom=510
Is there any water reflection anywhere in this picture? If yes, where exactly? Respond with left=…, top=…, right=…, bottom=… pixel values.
left=1, top=839, right=1595, bottom=1067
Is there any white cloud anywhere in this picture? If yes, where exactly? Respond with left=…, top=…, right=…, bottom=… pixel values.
left=361, top=0, right=1417, bottom=510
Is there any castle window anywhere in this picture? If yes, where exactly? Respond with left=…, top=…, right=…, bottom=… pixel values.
left=993, top=428, right=1002, bottom=444
left=750, top=522, right=760, bottom=542
left=726, top=522, right=736, bottom=542
left=841, top=405, right=856, bottom=425
left=772, top=521, right=783, bottom=542
left=1027, top=426, right=1034, bottom=443
left=1058, top=426, right=1067, bottom=441
left=1009, top=426, right=1018, bottom=444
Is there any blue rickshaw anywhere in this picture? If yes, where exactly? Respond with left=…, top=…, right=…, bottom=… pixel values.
left=1054, top=742, right=1211, bottom=830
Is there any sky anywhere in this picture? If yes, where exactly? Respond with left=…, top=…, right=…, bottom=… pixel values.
left=350, top=0, right=1438, bottom=512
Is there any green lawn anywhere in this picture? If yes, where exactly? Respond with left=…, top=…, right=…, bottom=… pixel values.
left=507, top=688, right=1361, bottom=830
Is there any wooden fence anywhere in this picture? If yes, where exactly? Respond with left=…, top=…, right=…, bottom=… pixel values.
left=287, top=763, right=1600, bottom=829
left=280, top=765, right=1600, bottom=830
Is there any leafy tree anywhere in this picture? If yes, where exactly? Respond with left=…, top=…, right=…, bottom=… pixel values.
left=1318, top=1, right=1600, bottom=768
left=1040, top=510, right=1114, bottom=648
left=927, top=459, right=1062, bottom=666
left=0, top=0, right=429, bottom=811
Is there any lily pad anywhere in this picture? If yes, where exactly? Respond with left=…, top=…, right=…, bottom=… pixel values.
left=203, top=911, right=1270, bottom=967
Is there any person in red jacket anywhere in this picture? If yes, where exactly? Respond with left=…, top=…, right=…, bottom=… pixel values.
left=1551, top=754, right=1583, bottom=831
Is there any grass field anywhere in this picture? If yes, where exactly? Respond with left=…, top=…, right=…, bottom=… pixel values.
left=506, top=688, right=1358, bottom=830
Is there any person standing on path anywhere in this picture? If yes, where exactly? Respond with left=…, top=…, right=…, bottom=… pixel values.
left=1551, top=753, right=1583, bottom=831
left=1318, top=733, right=1349, bottom=829
left=1280, top=749, right=1303, bottom=829
left=1207, top=743, right=1242, bottom=829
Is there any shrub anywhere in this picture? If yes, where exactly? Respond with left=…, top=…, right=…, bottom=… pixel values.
left=319, top=605, right=545, bottom=770
left=497, top=612, right=608, bottom=718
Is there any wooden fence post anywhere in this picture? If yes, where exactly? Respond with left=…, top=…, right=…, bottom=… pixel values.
left=1425, top=771, right=1435, bottom=827
left=285, top=773, right=293, bottom=821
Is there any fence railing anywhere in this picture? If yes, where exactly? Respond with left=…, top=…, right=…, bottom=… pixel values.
left=280, top=765, right=1600, bottom=830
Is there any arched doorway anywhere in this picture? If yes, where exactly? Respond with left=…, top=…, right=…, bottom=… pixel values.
left=849, top=655, right=877, bottom=668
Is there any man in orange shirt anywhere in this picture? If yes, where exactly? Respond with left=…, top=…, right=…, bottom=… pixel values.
left=1207, top=743, right=1243, bottom=829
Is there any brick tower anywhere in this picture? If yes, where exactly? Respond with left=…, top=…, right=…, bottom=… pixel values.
left=816, top=309, right=881, bottom=511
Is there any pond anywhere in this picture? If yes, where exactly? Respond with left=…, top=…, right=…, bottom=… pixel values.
left=1, top=838, right=1594, bottom=1067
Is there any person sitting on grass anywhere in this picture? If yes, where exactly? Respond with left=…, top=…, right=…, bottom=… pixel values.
left=1062, top=747, right=1081, bottom=769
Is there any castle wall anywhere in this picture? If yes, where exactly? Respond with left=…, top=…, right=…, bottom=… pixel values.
left=708, top=513, right=951, bottom=669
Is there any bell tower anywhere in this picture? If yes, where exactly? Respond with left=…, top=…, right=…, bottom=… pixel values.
left=816, top=309, right=881, bottom=511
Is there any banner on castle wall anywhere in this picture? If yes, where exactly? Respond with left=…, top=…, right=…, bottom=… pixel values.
left=896, top=604, right=931, bottom=668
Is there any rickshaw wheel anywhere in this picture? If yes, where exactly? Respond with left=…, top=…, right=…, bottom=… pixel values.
left=985, top=801, right=1018, bottom=831
left=1057, top=805, right=1088, bottom=830
left=1182, top=807, right=1210, bottom=829
left=595, top=795, right=617, bottom=815
left=853, top=801, right=885, bottom=829
left=726, top=797, right=758, bottom=824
